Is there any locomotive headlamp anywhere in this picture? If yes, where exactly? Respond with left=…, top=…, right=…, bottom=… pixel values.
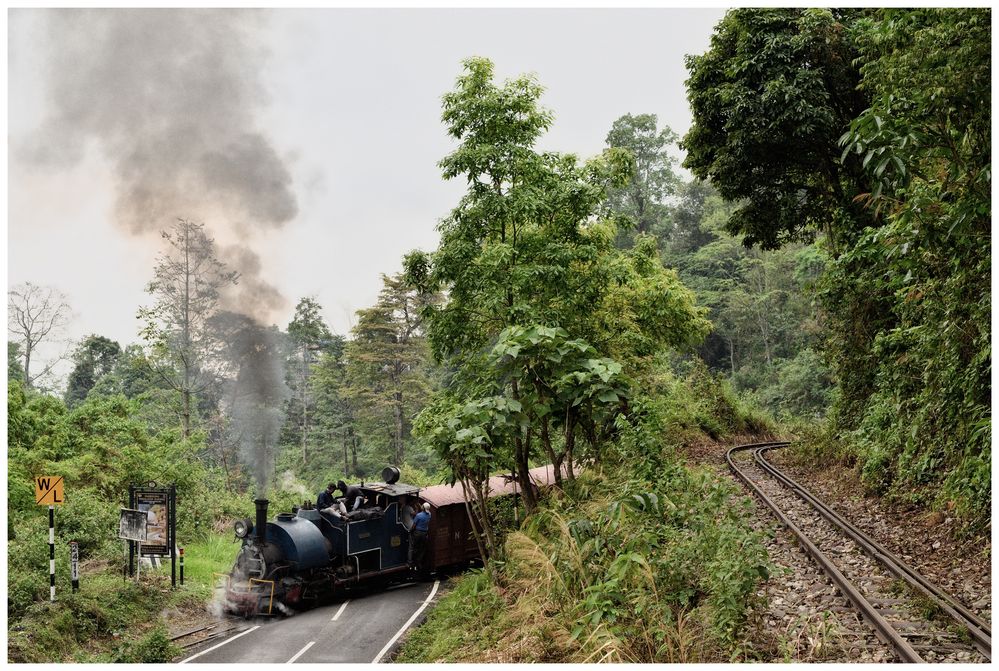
left=234, top=518, right=253, bottom=538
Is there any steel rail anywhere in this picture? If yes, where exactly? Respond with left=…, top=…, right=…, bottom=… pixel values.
left=754, top=443, right=991, bottom=661
left=726, top=441, right=924, bottom=663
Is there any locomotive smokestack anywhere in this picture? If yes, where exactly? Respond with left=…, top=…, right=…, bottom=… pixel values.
left=254, top=498, right=269, bottom=545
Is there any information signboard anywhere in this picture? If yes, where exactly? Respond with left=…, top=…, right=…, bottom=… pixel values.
left=127, top=482, right=177, bottom=586
left=118, top=508, right=147, bottom=541
left=134, top=487, right=172, bottom=556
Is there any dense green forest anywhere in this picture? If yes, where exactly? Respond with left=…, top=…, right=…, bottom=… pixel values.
left=682, top=7, right=990, bottom=522
left=7, top=7, right=989, bottom=664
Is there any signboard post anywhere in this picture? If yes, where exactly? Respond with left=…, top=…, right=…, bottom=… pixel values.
left=35, top=476, right=65, bottom=601
left=48, top=506, right=55, bottom=601
left=169, top=484, right=177, bottom=588
left=70, top=541, right=80, bottom=592
left=128, top=485, right=135, bottom=579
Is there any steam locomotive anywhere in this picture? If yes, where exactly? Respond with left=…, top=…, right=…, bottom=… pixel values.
left=223, top=464, right=563, bottom=615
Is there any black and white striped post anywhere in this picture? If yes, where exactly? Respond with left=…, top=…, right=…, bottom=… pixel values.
left=70, top=541, right=80, bottom=592
left=48, top=505, right=55, bottom=601
left=179, top=547, right=185, bottom=585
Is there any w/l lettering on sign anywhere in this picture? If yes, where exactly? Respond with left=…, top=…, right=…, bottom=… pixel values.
left=35, top=476, right=65, bottom=506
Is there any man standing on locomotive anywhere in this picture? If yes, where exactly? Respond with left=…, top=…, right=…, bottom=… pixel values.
left=410, top=502, right=431, bottom=570
left=337, top=479, right=365, bottom=511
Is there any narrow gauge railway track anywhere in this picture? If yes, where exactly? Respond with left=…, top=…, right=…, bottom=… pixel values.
left=171, top=623, right=247, bottom=651
left=728, top=441, right=990, bottom=663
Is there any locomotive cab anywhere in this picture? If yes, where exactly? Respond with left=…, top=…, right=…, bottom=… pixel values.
left=318, top=479, right=422, bottom=577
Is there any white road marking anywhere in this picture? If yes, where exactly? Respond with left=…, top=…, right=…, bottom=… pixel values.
left=287, top=641, right=315, bottom=663
left=331, top=600, right=350, bottom=621
left=179, top=625, right=260, bottom=664
left=372, top=579, right=440, bottom=663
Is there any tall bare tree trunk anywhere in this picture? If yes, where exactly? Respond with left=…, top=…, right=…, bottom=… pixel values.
left=511, top=380, right=537, bottom=513
left=540, top=415, right=563, bottom=488
left=515, top=432, right=537, bottom=513
left=181, top=225, right=192, bottom=439
left=471, top=479, right=496, bottom=557
left=23, top=346, right=32, bottom=389
left=459, top=478, right=490, bottom=564
left=301, top=347, right=309, bottom=466
left=183, top=390, right=191, bottom=440
left=351, top=433, right=358, bottom=475
left=343, top=432, right=350, bottom=476
left=728, top=336, right=736, bottom=376
left=564, top=412, right=576, bottom=481
left=393, top=390, right=404, bottom=464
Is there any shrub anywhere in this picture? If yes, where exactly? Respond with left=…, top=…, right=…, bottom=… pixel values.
left=114, top=625, right=180, bottom=663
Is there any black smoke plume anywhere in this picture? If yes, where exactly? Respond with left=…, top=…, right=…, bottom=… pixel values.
left=24, top=9, right=301, bottom=491
left=26, top=9, right=297, bottom=234
left=23, top=9, right=296, bottom=320
left=212, top=311, right=290, bottom=497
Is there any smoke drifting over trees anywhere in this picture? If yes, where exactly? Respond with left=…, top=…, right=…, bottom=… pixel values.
left=18, top=10, right=302, bottom=488
left=24, top=8, right=297, bottom=321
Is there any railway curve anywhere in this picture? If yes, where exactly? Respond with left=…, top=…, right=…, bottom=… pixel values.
left=728, top=441, right=989, bottom=663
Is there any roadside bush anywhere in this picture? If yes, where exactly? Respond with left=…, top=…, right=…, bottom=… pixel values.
left=642, top=357, right=773, bottom=443
left=59, top=488, right=121, bottom=559
left=114, top=625, right=180, bottom=663
left=395, top=570, right=508, bottom=662
left=7, top=574, right=176, bottom=663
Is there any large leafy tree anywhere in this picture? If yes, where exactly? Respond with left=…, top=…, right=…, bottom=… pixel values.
left=64, top=335, right=122, bottom=408
left=406, top=58, right=628, bottom=508
left=604, top=113, right=680, bottom=245
left=409, top=58, right=708, bottom=518
left=344, top=274, right=435, bottom=467
left=681, top=9, right=881, bottom=418
left=284, top=297, right=334, bottom=466
left=684, top=8, right=991, bottom=523
left=683, top=8, right=872, bottom=251
left=831, top=9, right=990, bottom=517
left=138, top=219, right=238, bottom=438
left=406, top=57, right=634, bottom=511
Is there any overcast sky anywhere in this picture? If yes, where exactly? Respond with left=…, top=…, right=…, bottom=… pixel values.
left=8, top=8, right=727, bottom=382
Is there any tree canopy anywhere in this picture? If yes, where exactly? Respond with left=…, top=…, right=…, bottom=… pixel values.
left=683, top=8, right=872, bottom=250
left=604, top=113, right=680, bottom=245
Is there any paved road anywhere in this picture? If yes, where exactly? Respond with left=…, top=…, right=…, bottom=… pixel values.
left=181, top=580, right=439, bottom=664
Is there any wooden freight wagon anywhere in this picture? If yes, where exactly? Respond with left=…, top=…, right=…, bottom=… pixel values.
left=418, top=464, right=569, bottom=570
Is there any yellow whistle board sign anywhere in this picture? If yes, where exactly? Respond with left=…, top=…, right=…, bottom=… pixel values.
left=35, top=476, right=65, bottom=505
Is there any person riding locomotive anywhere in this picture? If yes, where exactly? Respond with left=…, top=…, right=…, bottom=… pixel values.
left=410, top=502, right=432, bottom=570
left=336, top=479, right=366, bottom=511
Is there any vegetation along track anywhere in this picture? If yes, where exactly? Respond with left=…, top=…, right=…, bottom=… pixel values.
left=728, top=441, right=990, bottom=663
